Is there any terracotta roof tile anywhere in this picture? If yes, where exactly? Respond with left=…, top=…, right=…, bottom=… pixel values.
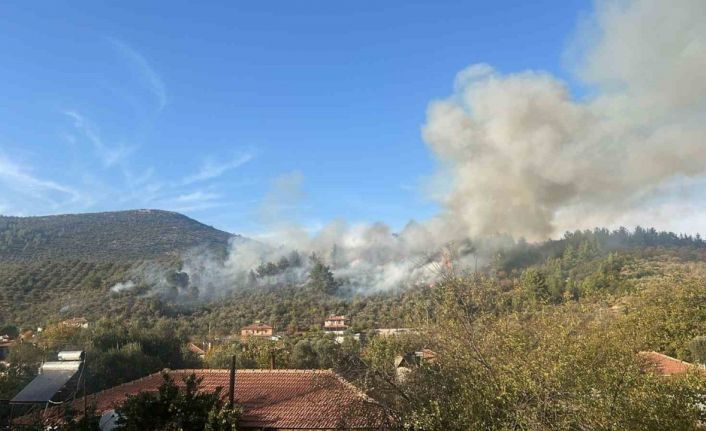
left=241, top=323, right=273, bottom=331
left=638, top=351, right=697, bottom=376
left=187, top=342, right=206, bottom=355
left=68, top=369, right=388, bottom=429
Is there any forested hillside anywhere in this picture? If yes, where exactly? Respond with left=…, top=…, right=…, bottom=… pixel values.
left=1, top=217, right=704, bottom=333
left=0, top=210, right=233, bottom=261
left=0, top=210, right=237, bottom=326
left=0, top=260, right=135, bottom=325
left=2, top=218, right=706, bottom=429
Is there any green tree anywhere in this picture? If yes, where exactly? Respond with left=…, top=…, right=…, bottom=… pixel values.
left=291, top=340, right=318, bottom=368
left=398, top=275, right=706, bottom=430
left=0, top=325, right=19, bottom=339
left=307, top=255, right=339, bottom=295
left=205, top=406, right=242, bottom=431
left=521, top=268, right=550, bottom=302
left=689, top=336, right=706, bottom=364
left=115, top=373, right=240, bottom=430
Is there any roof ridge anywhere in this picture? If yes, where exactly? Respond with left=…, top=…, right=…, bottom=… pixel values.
left=74, top=369, right=163, bottom=402
left=73, top=369, right=336, bottom=402
left=327, top=369, right=377, bottom=403
left=55, top=367, right=388, bottom=429
left=172, top=368, right=333, bottom=374
left=72, top=368, right=349, bottom=405
left=640, top=350, right=694, bottom=367
left=172, top=368, right=230, bottom=374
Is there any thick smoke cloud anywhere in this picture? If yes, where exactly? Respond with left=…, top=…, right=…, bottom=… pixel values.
left=191, top=220, right=494, bottom=295
left=111, top=178, right=480, bottom=296
left=111, top=222, right=478, bottom=297
left=184, top=204, right=477, bottom=296
left=424, top=0, right=706, bottom=240
left=112, top=0, right=706, bottom=296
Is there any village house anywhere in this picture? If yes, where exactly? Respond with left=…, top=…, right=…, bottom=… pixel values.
left=395, top=349, right=437, bottom=383
left=38, top=369, right=391, bottom=430
left=186, top=342, right=207, bottom=360
left=638, top=351, right=702, bottom=376
left=324, top=315, right=349, bottom=334
left=240, top=321, right=273, bottom=338
left=60, top=317, right=89, bottom=329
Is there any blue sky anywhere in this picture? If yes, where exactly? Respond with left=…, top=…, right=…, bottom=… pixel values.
left=0, top=0, right=589, bottom=234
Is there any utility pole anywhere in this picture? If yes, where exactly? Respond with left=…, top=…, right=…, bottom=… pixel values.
left=83, top=353, right=87, bottom=430
left=228, top=355, right=236, bottom=408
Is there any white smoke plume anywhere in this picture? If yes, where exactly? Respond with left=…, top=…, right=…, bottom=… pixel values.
left=169, top=208, right=480, bottom=296
left=118, top=0, right=706, bottom=296
left=169, top=228, right=489, bottom=297
left=424, top=0, right=706, bottom=240
left=110, top=280, right=136, bottom=293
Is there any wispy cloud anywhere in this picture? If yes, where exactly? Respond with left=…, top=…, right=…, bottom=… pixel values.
left=0, top=154, right=81, bottom=202
left=64, top=111, right=135, bottom=167
left=182, top=153, right=254, bottom=185
left=174, top=191, right=221, bottom=203
left=3, top=112, right=252, bottom=217
left=157, top=190, right=225, bottom=213
left=108, top=38, right=167, bottom=111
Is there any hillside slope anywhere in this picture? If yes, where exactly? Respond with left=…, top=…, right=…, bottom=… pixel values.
left=0, top=209, right=234, bottom=261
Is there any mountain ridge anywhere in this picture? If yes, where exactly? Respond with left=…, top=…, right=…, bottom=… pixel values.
left=0, top=209, right=235, bottom=262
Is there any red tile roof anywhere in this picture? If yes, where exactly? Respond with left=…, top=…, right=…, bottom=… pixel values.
left=66, top=369, right=389, bottom=429
left=638, top=351, right=697, bottom=376
left=417, top=349, right=437, bottom=362
left=326, top=315, right=347, bottom=321
left=241, top=322, right=273, bottom=331
left=187, top=342, right=206, bottom=356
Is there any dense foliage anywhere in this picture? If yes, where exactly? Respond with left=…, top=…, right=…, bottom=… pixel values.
left=115, top=373, right=241, bottom=431
left=386, top=275, right=706, bottom=430
left=2, top=220, right=706, bottom=430
left=0, top=320, right=200, bottom=402
left=0, top=260, right=135, bottom=325
left=495, top=226, right=704, bottom=271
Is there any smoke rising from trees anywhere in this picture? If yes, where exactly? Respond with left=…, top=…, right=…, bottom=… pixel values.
left=114, top=0, right=706, bottom=296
